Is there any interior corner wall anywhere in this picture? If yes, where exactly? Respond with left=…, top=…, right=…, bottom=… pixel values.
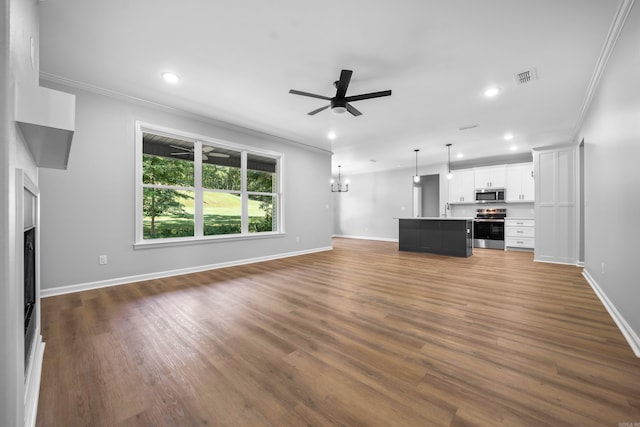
left=333, top=164, right=447, bottom=241
left=38, top=83, right=333, bottom=292
left=577, top=1, right=640, bottom=351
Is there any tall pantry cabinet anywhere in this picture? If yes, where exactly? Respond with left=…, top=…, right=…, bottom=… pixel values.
left=533, top=145, right=579, bottom=265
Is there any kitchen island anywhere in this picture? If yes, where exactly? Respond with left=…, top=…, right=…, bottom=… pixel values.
left=398, top=217, right=473, bottom=257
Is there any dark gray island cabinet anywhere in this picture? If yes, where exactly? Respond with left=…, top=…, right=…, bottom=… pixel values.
left=398, top=218, right=473, bottom=257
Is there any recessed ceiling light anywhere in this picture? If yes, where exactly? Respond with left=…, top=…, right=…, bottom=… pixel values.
left=510, top=145, right=518, bottom=151
left=161, top=72, right=180, bottom=84
left=483, top=87, right=501, bottom=97
left=327, top=131, right=336, bottom=140
left=504, top=133, right=514, bottom=140
left=456, top=153, right=464, bottom=159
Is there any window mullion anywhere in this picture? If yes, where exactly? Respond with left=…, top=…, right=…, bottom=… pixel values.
left=241, top=151, right=248, bottom=234
left=194, top=141, right=203, bottom=237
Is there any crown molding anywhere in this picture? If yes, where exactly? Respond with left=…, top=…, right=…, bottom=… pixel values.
left=571, top=0, right=636, bottom=143
left=39, top=72, right=332, bottom=156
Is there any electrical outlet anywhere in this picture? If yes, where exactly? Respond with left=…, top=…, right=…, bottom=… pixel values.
left=99, top=255, right=108, bottom=265
left=295, top=236, right=300, bottom=243
left=601, top=262, right=605, bottom=274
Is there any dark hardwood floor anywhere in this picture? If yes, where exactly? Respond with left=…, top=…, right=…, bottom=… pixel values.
left=37, top=238, right=640, bottom=426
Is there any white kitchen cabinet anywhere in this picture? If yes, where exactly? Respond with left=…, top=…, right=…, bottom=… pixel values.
left=533, top=146, right=578, bottom=264
left=505, top=219, right=535, bottom=250
left=448, top=169, right=475, bottom=204
left=506, top=163, right=535, bottom=202
left=474, top=166, right=506, bottom=189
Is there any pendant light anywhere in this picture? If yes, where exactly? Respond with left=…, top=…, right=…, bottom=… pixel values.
left=446, top=143, right=453, bottom=180
left=413, top=149, right=420, bottom=183
left=331, top=165, right=349, bottom=192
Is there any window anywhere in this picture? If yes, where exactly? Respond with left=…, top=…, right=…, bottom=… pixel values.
left=136, top=123, right=283, bottom=245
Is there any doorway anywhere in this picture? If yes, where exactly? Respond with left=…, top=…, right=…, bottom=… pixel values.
left=413, top=174, right=440, bottom=217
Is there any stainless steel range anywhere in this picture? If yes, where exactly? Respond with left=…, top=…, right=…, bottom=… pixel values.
left=474, top=208, right=506, bottom=249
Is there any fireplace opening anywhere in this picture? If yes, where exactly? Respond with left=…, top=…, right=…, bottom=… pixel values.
left=24, top=226, right=36, bottom=366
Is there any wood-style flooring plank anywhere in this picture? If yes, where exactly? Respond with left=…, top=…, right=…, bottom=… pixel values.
left=37, top=238, right=640, bottom=426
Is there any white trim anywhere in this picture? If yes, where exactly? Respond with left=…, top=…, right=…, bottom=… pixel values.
left=571, top=0, right=636, bottom=143
left=41, top=246, right=333, bottom=298
left=136, top=121, right=284, bottom=244
left=333, top=234, right=399, bottom=243
left=40, top=72, right=332, bottom=156
left=533, top=259, right=580, bottom=267
left=133, top=231, right=286, bottom=250
left=582, top=269, right=640, bottom=358
left=17, top=170, right=43, bottom=427
left=23, top=338, right=44, bottom=427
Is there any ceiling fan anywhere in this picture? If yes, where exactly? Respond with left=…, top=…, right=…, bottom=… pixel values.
left=289, top=69, right=392, bottom=116
left=170, top=145, right=230, bottom=160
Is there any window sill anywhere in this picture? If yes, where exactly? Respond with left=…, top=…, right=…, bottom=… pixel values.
left=133, top=231, right=286, bottom=250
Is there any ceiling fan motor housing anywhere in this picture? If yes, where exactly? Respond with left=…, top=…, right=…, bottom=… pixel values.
left=331, top=98, right=348, bottom=114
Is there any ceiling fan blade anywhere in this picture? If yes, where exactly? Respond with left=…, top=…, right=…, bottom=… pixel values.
left=335, top=69, right=353, bottom=99
left=202, top=146, right=215, bottom=153
left=170, top=145, right=192, bottom=152
left=170, top=152, right=191, bottom=156
left=345, top=90, right=392, bottom=103
left=308, top=105, right=330, bottom=115
left=202, top=154, right=208, bottom=161
left=208, top=152, right=231, bottom=158
left=289, top=89, right=331, bottom=100
left=346, top=103, right=362, bottom=117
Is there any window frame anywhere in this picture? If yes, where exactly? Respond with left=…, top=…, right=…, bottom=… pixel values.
left=134, top=121, right=285, bottom=248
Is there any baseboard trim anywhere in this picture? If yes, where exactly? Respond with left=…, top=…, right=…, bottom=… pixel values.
left=333, top=234, right=399, bottom=243
left=582, top=269, right=640, bottom=358
left=41, top=246, right=333, bottom=298
left=24, top=336, right=45, bottom=427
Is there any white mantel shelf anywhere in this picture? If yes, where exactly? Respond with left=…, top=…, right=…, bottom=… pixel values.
left=15, top=83, right=76, bottom=170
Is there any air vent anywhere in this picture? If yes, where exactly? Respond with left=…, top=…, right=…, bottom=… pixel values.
left=515, top=68, right=538, bottom=85
left=458, top=124, right=479, bottom=131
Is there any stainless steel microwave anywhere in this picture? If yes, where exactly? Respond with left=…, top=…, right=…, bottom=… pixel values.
left=475, top=188, right=505, bottom=203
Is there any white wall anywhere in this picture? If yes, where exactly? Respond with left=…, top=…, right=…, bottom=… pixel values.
left=38, top=83, right=333, bottom=292
left=577, top=1, right=640, bottom=353
left=333, top=163, right=447, bottom=241
left=2, top=0, right=41, bottom=425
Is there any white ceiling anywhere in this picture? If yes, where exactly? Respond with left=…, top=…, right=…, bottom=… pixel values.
left=39, top=0, right=621, bottom=175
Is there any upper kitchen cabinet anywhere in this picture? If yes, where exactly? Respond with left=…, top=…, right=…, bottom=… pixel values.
left=448, top=169, right=475, bottom=204
left=474, top=166, right=506, bottom=189
left=506, top=163, right=535, bottom=202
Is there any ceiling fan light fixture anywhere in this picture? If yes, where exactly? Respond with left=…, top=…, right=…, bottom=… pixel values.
left=331, top=106, right=347, bottom=115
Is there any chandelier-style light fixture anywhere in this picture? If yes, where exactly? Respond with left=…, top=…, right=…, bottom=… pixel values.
left=413, top=149, right=420, bottom=183
left=331, top=165, right=349, bottom=192
left=446, top=143, right=453, bottom=180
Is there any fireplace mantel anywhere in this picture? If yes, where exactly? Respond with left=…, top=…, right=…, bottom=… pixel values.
left=17, top=170, right=45, bottom=427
